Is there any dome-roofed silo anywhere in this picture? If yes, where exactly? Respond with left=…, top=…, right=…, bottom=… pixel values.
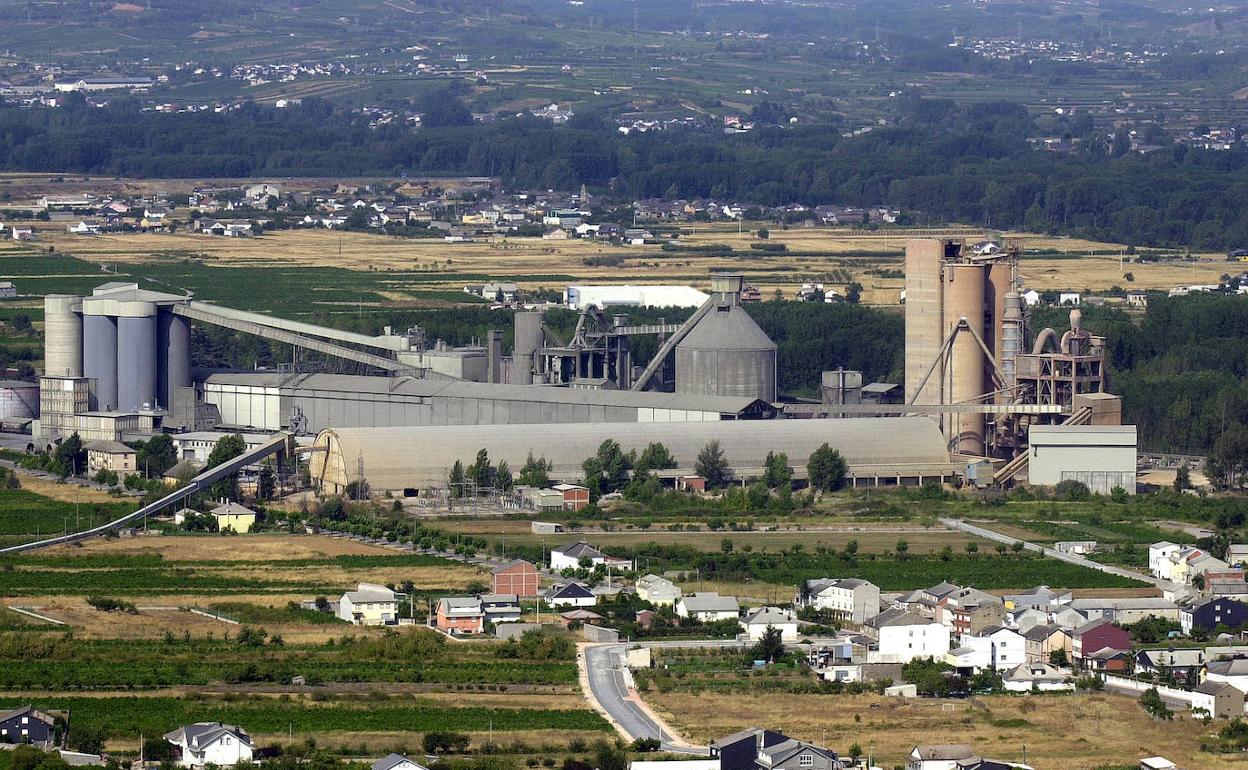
left=675, top=274, right=777, bottom=402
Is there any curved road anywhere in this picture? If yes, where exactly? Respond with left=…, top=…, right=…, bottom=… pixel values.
left=582, top=642, right=716, bottom=754
left=939, top=517, right=1184, bottom=593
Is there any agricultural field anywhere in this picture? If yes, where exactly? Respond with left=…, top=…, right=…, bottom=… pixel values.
left=643, top=689, right=1237, bottom=770
left=1, top=221, right=1226, bottom=322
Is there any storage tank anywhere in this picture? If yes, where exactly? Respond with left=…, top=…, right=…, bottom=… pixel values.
left=157, top=308, right=191, bottom=410
left=513, top=311, right=543, bottom=386
left=116, top=300, right=157, bottom=411
left=0, top=380, right=38, bottom=419
left=43, top=295, right=83, bottom=378
left=83, top=311, right=118, bottom=411
left=944, top=263, right=986, bottom=454
left=675, top=288, right=777, bottom=402
left=904, top=239, right=947, bottom=404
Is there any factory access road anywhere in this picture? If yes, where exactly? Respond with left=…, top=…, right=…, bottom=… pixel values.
left=939, top=517, right=1182, bottom=593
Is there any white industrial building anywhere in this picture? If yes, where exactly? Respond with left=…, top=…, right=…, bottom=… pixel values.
left=564, top=285, right=710, bottom=310
left=1027, top=424, right=1137, bottom=495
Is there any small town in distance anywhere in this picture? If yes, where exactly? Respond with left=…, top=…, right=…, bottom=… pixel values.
left=5, top=2, right=1248, bottom=769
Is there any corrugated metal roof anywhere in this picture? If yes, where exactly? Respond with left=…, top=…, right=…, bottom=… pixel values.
left=207, top=372, right=770, bottom=413
left=312, top=417, right=953, bottom=491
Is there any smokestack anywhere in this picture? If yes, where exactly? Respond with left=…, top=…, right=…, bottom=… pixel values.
left=487, top=330, right=502, bottom=384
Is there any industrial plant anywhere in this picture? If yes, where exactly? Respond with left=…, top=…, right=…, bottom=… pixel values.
left=21, top=239, right=1137, bottom=504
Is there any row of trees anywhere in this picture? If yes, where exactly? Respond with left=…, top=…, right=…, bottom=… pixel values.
left=7, top=98, right=1248, bottom=247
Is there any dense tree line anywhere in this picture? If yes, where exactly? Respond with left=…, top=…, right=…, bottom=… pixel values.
left=6, top=97, right=1248, bottom=247
left=1039, top=295, right=1248, bottom=459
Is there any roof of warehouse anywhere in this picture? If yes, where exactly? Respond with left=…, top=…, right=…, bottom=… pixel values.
left=206, top=372, right=772, bottom=413
left=311, top=417, right=954, bottom=491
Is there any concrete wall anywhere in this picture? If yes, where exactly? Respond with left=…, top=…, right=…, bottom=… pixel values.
left=581, top=624, right=620, bottom=643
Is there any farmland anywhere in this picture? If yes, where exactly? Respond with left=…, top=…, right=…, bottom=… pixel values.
left=643, top=689, right=1238, bottom=770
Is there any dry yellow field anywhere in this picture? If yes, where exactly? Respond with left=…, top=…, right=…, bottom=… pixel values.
left=646, top=690, right=1237, bottom=770
left=42, top=533, right=401, bottom=560
left=14, top=473, right=123, bottom=504
left=12, top=221, right=1227, bottom=305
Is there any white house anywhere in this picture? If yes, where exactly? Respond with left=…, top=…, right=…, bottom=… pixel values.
left=544, top=581, right=596, bottom=608
left=740, top=606, right=799, bottom=641
left=1204, top=658, right=1248, bottom=692
left=337, top=582, right=399, bottom=626
left=867, top=608, right=950, bottom=664
left=1149, top=541, right=1183, bottom=578
left=549, top=541, right=632, bottom=571
left=1002, top=662, right=1073, bottom=693
left=907, top=745, right=976, bottom=770
left=371, top=755, right=429, bottom=770
left=796, top=577, right=880, bottom=624
left=960, top=626, right=1026, bottom=671
left=636, top=574, right=682, bottom=606
left=676, top=592, right=740, bottom=622
left=163, top=723, right=253, bottom=768
left=1058, top=292, right=1081, bottom=306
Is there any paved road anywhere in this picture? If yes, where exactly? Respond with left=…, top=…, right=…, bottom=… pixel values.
left=940, top=517, right=1184, bottom=593
left=582, top=642, right=724, bottom=754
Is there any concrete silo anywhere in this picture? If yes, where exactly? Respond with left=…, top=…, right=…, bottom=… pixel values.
left=512, top=311, right=543, bottom=385
left=157, top=308, right=191, bottom=410
left=944, top=263, right=987, bottom=454
left=43, top=295, right=83, bottom=378
left=675, top=274, right=777, bottom=402
left=82, top=306, right=118, bottom=411
left=116, top=300, right=157, bottom=411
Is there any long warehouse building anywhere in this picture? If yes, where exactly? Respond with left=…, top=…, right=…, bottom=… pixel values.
left=309, top=417, right=959, bottom=494
left=204, top=372, right=777, bottom=432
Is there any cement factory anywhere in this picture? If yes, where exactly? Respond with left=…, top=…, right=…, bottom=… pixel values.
left=20, top=239, right=1137, bottom=500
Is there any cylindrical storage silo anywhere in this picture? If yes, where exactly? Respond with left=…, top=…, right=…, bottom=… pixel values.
left=157, top=309, right=191, bottom=409
left=83, top=311, right=119, bottom=411
left=675, top=302, right=777, bottom=402
left=986, top=259, right=1013, bottom=364
left=944, top=263, right=986, bottom=455
left=1001, top=291, right=1022, bottom=397
left=513, top=311, right=543, bottom=386
left=43, top=295, right=83, bottom=378
left=0, top=380, right=39, bottom=419
left=116, top=301, right=157, bottom=411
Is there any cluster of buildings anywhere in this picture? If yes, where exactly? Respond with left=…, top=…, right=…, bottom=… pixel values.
left=1149, top=541, right=1248, bottom=595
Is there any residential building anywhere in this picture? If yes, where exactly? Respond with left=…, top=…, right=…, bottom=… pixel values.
left=1227, top=544, right=1248, bottom=568
left=1071, top=618, right=1131, bottom=668
left=1083, top=648, right=1130, bottom=672
left=710, top=728, right=842, bottom=770
left=0, top=705, right=55, bottom=747
left=740, top=607, right=799, bottom=642
left=796, top=578, right=880, bottom=624
left=1149, top=542, right=1182, bottom=580
left=436, top=597, right=485, bottom=634
left=866, top=608, right=951, bottom=664
left=550, top=541, right=631, bottom=571
left=898, top=581, right=962, bottom=618
left=371, top=754, right=429, bottom=770
left=636, top=574, right=682, bottom=606
left=676, top=592, right=741, bottom=622
left=491, top=559, right=540, bottom=598
left=1180, top=597, right=1248, bottom=635
left=961, top=626, right=1026, bottom=671
left=1002, top=662, right=1073, bottom=693
left=210, top=501, right=256, bottom=534
left=0, top=282, right=14, bottom=299
left=1134, top=648, right=1205, bottom=685
left=1022, top=625, right=1070, bottom=664
left=479, top=593, right=521, bottom=624
left=544, top=581, right=596, bottom=608
left=940, top=587, right=1005, bottom=640
left=907, top=745, right=977, bottom=770
left=85, top=440, right=137, bottom=474
left=1191, top=680, right=1245, bottom=719
left=337, top=583, right=399, bottom=625
left=1069, top=597, right=1179, bottom=625
left=1204, top=658, right=1248, bottom=691
left=1003, top=586, right=1072, bottom=612
left=559, top=608, right=603, bottom=628
left=163, top=723, right=253, bottom=768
